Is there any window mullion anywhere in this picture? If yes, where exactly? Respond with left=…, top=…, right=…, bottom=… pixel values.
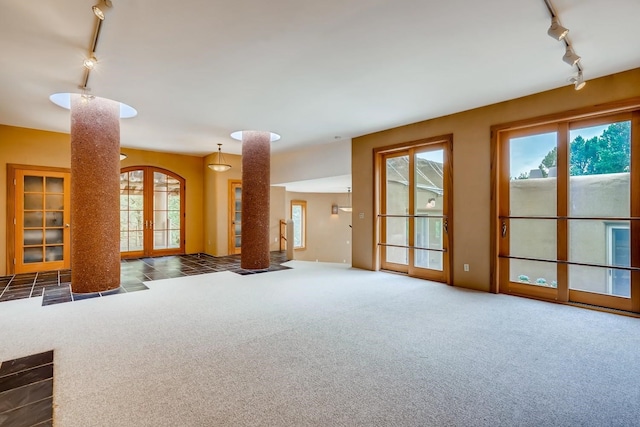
left=557, top=122, right=569, bottom=302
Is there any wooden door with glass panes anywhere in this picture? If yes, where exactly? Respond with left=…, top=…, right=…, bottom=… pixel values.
left=378, top=138, right=453, bottom=284
left=120, top=166, right=185, bottom=258
left=497, top=113, right=640, bottom=313
left=228, top=180, right=242, bottom=254
left=14, top=168, right=71, bottom=273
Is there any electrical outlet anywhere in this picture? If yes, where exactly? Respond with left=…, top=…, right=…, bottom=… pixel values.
left=464, top=264, right=469, bottom=272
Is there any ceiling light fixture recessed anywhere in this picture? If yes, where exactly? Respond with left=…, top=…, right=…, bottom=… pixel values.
left=92, top=0, right=112, bottom=20
left=49, top=93, right=137, bottom=118
left=547, top=17, right=569, bottom=41
left=230, top=131, right=281, bottom=142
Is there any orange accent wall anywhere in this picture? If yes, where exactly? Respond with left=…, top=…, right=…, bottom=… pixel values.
left=1, top=125, right=205, bottom=275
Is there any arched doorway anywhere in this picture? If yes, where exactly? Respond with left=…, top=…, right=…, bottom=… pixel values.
left=120, top=166, right=185, bottom=258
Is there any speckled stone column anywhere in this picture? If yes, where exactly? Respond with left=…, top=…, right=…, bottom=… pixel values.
left=241, top=131, right=271, bottom=269
left=70, top=95, right=121, bottom=293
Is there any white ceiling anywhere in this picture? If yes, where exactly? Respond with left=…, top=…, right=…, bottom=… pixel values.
left=1, top=0, right=639, bottom=160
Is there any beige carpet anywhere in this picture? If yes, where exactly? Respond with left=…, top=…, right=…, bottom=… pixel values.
left=1, top=261, right=639, bottom=426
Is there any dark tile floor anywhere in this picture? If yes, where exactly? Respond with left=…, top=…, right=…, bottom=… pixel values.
left=0, top=252, right=290, bottom=307
left=0, top=350, right=54, bottom=426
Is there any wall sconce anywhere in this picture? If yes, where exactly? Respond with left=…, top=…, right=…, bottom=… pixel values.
left=331, top=204, right=339, bottom=215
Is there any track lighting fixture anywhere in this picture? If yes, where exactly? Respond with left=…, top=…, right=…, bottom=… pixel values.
left=208, top=144, right=232, bottom=172
left=92, top=0, right=113, bottom=20
left=543, top=0, right=587, bottom=91
left=568, top=70, right=586, bottom=91
left=83, top=56, right=97, bottom=70
left=547, top=17, right=569, bottom=41
left=562, top=46, right=581, bottom=66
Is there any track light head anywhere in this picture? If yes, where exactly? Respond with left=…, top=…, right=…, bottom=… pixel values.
left=568, top=70, right=586, bottom=91
left=562, top=46, right=581, bottom=66
left=547, top=17, right=569, bottom=41
left=83, top=56, right=97, bottom=70
left=92, top=0, right=113, bottom=20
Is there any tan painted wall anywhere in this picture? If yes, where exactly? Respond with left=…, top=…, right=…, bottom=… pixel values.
left=285, top=192, right=352, bottom=264
left=1, top=125, right=205, bottom=275
left=202, top=152, right=242, bottom=256
left=352, top=67, right=640, bottom=292
left=201, top=151, right=287, bottom=257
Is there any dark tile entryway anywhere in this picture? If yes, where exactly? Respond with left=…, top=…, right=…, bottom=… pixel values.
left=0, top=350, right=54, bottom=427
left=0, top=252, right=289, bottom=307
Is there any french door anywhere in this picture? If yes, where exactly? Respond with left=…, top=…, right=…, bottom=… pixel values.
left=378, top=136, right=452, bottom=283
left=10, top=166, right=71, bottom=273
left=228, top=180, right=242, bottom=254
left=120, top=167, right=185, bottom=258
left=497, top=111, right=640, bottom=313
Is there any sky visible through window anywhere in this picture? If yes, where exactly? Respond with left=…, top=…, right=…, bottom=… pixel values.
left=510, top=125, right=607, bottom=178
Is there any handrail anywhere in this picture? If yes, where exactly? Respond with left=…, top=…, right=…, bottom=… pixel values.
left=378, top=243, right=447, bottom=253
left=499, top=254, right=640, bottom=272
left=499, top=216, right=640, bottom=221
left=378, top=214, right=447, bottom=219
left=279, top=220, right=287, bottom=252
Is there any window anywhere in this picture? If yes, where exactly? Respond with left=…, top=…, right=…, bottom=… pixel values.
left=291, top=200, right=306, bottom=250
left=494, top=105, right=640, bottom=313
left=607, top=224, right=630, bottom=297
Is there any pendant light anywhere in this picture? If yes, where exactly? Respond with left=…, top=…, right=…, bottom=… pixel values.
left=208, top=143, right=232, bottom=172
left=339, top=187, right=352, bottom=212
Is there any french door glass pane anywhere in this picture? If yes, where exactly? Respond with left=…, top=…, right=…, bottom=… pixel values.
left=24, top=212, right=43, bottom=227
left=120, top=170, right=144, bottom=253
left=24, top=176, right=43, bottom=192
left=509, top=132, right=557, bottom=286
left=24, top=194, right=42, bottom=210
left=24, top=230, right=43, bottom=245
left=129, top=231, right=143, bottom=251
left=45, top=246, right=63, bottom=262
left=569, top=121, right=631, bottom=297
left=24, top=247, right=43, bottom=263
left=386, top=155, right=409, bottom=265
left=45, top=177, right=64, bottom=193
left=153, top=172, right=181, bottom=250
left=414, top=150, right=444, bottom=271
left=45, top=229, right=63, bottom=244
left=45, top=194, right=63, bottom=210
left=45, top=212, right=63, bottom=227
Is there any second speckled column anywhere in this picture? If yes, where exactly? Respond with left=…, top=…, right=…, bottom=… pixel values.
left=239, top=131, right=272, bottom=270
